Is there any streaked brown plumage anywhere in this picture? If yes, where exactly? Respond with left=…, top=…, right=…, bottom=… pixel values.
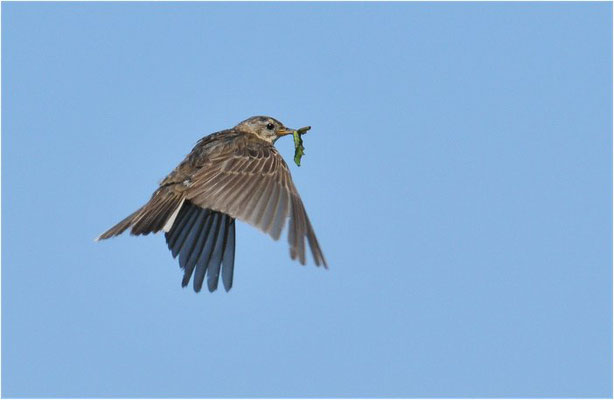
left=97, top=116, right=327, bottom=292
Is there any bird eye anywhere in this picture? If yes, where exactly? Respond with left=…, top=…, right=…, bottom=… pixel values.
left=266, top=123, right=274, bottom=130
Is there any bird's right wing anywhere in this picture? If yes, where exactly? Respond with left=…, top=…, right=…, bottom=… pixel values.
left=185, top=138, right=327, bottom=267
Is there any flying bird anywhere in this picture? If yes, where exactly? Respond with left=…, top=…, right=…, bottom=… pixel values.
left=96, top=116, right=327, bottom=292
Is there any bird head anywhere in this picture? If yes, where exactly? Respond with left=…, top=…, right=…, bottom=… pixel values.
left=234, top=116, right=294, bottom=144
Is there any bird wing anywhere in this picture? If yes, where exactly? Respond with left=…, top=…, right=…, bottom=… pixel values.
left=164, top=203, right=235, bottom=292
left=184, top=136, right=327, bottom=268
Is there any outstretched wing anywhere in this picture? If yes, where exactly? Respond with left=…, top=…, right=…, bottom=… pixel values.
left=184, top=137, right=327, bottom=268
left=164, top=202, right=235, bottom=292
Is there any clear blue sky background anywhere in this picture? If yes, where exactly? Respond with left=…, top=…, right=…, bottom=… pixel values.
left=2, top=2, right=611, bottom=398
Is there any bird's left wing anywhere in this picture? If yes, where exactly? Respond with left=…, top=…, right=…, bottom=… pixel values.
left=184, top=137, right=327, bottom=267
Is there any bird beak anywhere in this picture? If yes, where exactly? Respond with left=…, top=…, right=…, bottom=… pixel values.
left=277, top=127, right=295, bottom=137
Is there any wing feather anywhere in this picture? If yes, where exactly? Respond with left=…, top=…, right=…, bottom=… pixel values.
left=193, top=213, right=220, bottom=292
left=184, top=136, right=327, bottom=268
left=261, top=180, right=280, bottom=234
left=182, top=209, right=214, bottom=286
left=178, top=210, right=207, bottom=269
left=165, top=203, right=192, bottom=249
left=247, top=175, right=274, bottom=227
left=206, top=215, right=228, bottom=292
left=170, top=206, right=200, bottom=258
left=221, top=219, right=236, bottom=291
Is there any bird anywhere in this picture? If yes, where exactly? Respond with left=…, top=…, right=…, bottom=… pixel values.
left=96, top=116, right=327, bottom=293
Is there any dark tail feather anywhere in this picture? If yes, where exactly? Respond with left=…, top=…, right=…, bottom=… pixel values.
left=96, top=189, right=183, bottom=241
left=95, top=209, right=142, bottom=241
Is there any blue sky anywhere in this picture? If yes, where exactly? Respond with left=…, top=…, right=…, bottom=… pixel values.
left=2, top=2, right=611, bottom=398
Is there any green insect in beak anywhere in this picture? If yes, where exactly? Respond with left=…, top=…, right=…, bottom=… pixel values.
left=293, top=126, right=311, bottom=166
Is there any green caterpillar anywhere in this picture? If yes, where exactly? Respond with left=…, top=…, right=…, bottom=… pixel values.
left=293, top=126, right=311, bottom=166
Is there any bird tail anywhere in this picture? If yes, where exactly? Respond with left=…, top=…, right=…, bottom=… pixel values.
left=95, top=189, right=185, bottom=241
